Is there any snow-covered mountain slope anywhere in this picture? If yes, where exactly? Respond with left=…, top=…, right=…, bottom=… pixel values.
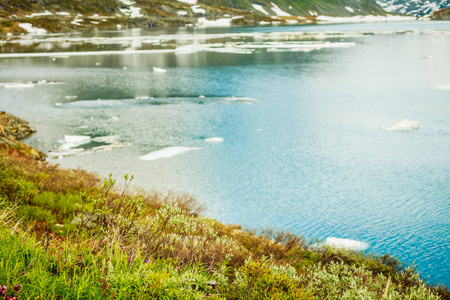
left=376, top=0, right=450, bottom=16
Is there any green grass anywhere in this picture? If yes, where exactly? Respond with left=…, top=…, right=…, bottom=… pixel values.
left=0, top=148, right=448, bottom=299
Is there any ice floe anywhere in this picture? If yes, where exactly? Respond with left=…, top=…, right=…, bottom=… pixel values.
left=324, top=237, right=369, bottom=251
left=56, top=96, right=262, bottom=109
left=205, top=137, right=224, bottom=143
left=436, top=85, right=450, bottom=90
left=382, top=119, right=420, bottom=131
left=316, top=14, right=416, bottom=23
left=0, top=80, right=61, bottom=88
left=176, top=43, right=253, bottom=54
left=138, top=146, right=201, bottom=161
left=48, top=135, right=130, bottom=158
left=59, top=135, right=91, bottom=151
left=153, top=66, right=167, bottom=73
left=237, top=41, right=356, bottom=51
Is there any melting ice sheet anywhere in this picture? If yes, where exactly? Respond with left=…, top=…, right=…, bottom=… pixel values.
left=55, top=96, right=262, bottom=109
left=48, top=135, right=130, bottom=158
left=139, top=147, right=201, bottom=161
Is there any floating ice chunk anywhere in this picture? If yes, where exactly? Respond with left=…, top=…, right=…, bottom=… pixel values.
left=252, top=4, right=269, bottom=15
left=382, top=119, right=420, bottom=131
left=205, top=137, right=224, bottom=143
left=59, top=135, right=91, bottom=151
left=64, top=135, right=91, bottom=145
left=92, top=142, right=129, bottom=152
left=316, top=15, right=416, bottom=23
left=153, top=66, right=167, bottom=73
left=270, top=2, right=290, bottom=16
left=3, top=83, right=34, bottom=89
left=223, top=96, right=262, bottom=104
left=325, top=237, right=369, bottom=251
left=65, top=95, right=77, bottom=99
left=92, top=135, right=120, bottom=144
left=436, top=85, right=450, bottom=90
left=139, top=146, right=201, bottom=161
left=47, top=148, right=85, bottom=159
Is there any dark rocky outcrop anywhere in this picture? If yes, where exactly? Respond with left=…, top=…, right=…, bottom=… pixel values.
left=0, top=111, right=45, bottom=160
left=431, top=7, right=450, bottom=20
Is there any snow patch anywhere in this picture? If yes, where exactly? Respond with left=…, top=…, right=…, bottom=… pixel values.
left=178, top=0, right=197, bottom=4
left=118, top=0, right=144, bottom=18
left=316, top=14, right=416, bottom=23
left=18, top=23, right=47, bottom=35
left=197, top=18, right=232, bottom=27
left=345, top=6, right=355, bottom=13
left=270, top=3, right=291, bottom=16
left=191, top=5, right=206, bottom=14
left=252, top=4, right=269, bottom=15
left=139, top=147, right=201, bottom=161
left=26, top=10, right=53, bottom=17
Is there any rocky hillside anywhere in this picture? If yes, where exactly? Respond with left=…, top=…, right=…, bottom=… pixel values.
left=376, top=0, right=450, bottom=17
left=431, top=6, right=450, bottom=19
left=0, top=0, right=385, bottom=35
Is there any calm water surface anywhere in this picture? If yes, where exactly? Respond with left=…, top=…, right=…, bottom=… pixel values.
left=1, top=21, right=449, bottom=285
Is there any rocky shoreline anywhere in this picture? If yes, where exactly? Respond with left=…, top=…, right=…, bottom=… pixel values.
left=0, top=111, right=45, bottom=160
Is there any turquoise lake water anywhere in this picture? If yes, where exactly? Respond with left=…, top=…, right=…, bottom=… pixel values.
left=1, top=21, right=449, bottom=285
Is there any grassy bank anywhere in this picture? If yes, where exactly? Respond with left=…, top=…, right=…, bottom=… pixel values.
left=0, top=131, right=448, bottom=299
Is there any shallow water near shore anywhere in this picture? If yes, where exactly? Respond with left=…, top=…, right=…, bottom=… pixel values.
left=1, top=21, right=449, bottom=285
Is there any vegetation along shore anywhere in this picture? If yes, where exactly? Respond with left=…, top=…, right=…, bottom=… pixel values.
left=0, top=111, right=449, bottom=299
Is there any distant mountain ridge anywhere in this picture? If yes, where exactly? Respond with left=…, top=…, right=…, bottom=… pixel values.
left=376, top=0, right=450, bottom=16
left=0, top=0, right=386, bottom=35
